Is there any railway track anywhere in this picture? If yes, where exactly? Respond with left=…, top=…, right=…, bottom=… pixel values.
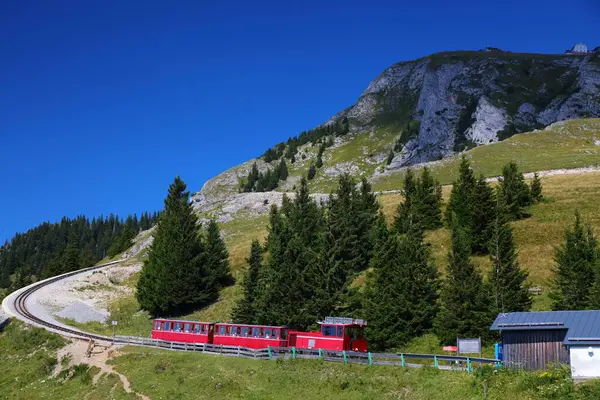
left=4, top=261, right=121, bottom=343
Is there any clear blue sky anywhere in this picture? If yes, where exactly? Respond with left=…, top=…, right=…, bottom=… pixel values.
left=1, top=0, right=598, bottom=242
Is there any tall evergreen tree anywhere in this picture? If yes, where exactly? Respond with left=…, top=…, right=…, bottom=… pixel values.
left=415, top=167, right=443, bottom=230
left=530, top=172, right=543, bottom=203
left=63, top=232, right=81, bottom=273
left=205, top=220, right=233, bottom=287
left=365, top=227, right=439, bottom=350
left=445, top=156, right=477, bottom=229
left=435, top=222, right=492, bottom=344
left=394, top=169, right=419, bottom=234
left=550, top=212, right=599, bottom=310
left=0, top=267, right=11, bottom=289
left=137, top=177, right=218, bottom=315
left=488, top=201, right=532, bottom=314
left=10, top=267, right=31, bottom=292
left=497, top=162, right=532, bottom=220
left=231, top=240, right=263, bottom=323
left=278, top=158, right=289, bottom=181
left=307, top=163, right=317, bottom=180
left=470, top=175, right=496, bottom=254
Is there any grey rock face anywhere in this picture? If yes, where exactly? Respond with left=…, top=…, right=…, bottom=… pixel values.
left=332, top=52, right=600, bottom=169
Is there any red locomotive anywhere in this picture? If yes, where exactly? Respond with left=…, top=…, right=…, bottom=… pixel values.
left=152, top=316, right=368, bottom=352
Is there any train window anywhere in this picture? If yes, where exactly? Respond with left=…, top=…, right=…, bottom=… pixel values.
left=337, top=326, right=343, bottom=337
left=241, top=328, right=249, bottom=337
left=200, top=325, right=206, bottom=334
left=194, top=324, right=201, bottom=334
left=272, top=329, right=279, bottom=339
left=219, top=326, right=226, bottom=335
left=154, top=321, right=161, bottom=330
left=175, top=323, right=182, bottom=332
left=322, top=325, right=337, bottom=337
left=281, top=330, right=288, bottom=339
left=252, top=328, right=260, bottom=337
left=264, top=328, right=272, bottom=338
left=165, top=322, right=171, bottom=331
left=184, top=323, right=191, bottom=332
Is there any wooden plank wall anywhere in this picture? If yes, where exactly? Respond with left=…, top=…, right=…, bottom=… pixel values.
left=502, top=329, right=570, bottom=370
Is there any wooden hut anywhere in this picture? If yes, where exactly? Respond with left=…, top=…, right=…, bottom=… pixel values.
left=490, top=311, right=600, bottom=379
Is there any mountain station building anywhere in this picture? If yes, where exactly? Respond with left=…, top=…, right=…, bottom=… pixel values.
left=490, top=311, right=600, bottom=379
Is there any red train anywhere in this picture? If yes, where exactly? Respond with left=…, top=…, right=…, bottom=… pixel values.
left=152, top=316, right=369, bottom=352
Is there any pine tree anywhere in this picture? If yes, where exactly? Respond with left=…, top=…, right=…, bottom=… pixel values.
left=435, top=222, right=492, bottom=344
left=205, top=220, right=233, bottom=287
left=386, top=150, right=394, bottom=165
left=394, top=169, right=420, bottom=234
left=530, top=172, right=543, bottom=203
left=10, top=267, right=31, bottom=291
left=488, top=201, right=532, bottom=314
left=498, top=162, right=532, bottom=220
left=365, top=226, right=439, bottom=350
left=307, top=163, right=317, bottom=180
left=0, top=267, right=11, bottom=289
left=231, top=239, right=263, bottom=323
left=470, top=175, right=496, bottom=254
left=278, top=158, right=289, bottom=181
left=137, top=176, right=218, bottom=315
left=63, top=232, right=81, bottom=273
left=445, top=156, right=477, bottom=228
left=415, top=167, right=443, bottom=230
left=550, top=212, right=599, bottom=310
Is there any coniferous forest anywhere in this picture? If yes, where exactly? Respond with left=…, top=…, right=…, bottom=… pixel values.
left=0, top=211, right=160, bottom=293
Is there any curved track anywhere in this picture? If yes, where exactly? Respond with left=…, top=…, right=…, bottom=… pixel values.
left=4, top=261, right=121, bottom=342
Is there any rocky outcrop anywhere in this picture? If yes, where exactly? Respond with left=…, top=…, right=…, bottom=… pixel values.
left=332, top=51, right=600, bottom=168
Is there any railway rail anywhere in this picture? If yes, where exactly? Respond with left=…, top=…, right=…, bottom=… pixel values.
left=2, top=261, right=502, bottom=371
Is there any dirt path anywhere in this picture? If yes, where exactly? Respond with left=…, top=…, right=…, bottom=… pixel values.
left=54, top=339, right=150, bottom=400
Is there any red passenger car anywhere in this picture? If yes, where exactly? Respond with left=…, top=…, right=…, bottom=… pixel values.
left=290, top=317, right=368, bottom=352
left=212, top=323, right=289, bottom=349
left=150, top=316, right=368, bottom=352
left=151, top=319, right=214, bottom=343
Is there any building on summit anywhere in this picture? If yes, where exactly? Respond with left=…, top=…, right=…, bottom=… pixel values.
left=565, top=43, right=589, bottom=54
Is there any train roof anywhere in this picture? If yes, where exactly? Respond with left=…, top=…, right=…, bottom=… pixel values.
left=318, top=317, right=368, bottom=326
left=153, top=318, right=287, bottom=329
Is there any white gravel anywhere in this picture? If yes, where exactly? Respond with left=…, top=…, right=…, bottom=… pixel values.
left=56, top=301, right=109, bottom=323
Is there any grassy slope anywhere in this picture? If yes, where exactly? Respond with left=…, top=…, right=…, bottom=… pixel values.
left=0, top=322, right=137, bottom=400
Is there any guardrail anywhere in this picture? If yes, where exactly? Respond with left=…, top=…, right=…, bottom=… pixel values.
left=113, top=335, right=501, bottom=373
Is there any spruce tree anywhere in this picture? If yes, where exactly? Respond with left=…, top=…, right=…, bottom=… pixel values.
left=445, top=156, right=477, bottom=228
left=550, top=212, right=599, bottom=310
left=0, top=267, right=11, bottom=289
left=205, top=220, right=233, bottom=287
left=530, top=172, right=543, bottom=203
left=394, top=169, right=420, bottom=234
left=435, top=222, right=492, bottom=344
left=497, top=162, right=532, bottom=220
left=10, top=267, right=31, bottom=291
left=488, top=201, right=532, bottom=314
left=231, top=239, right=263, bottom=323
left=307, top=163, right=317, bottom=180
left=278, top=158, right=289, bottom=181
left=137, top=176, right=218, bottom=315
left=416, top=167, right=443, bottom=230
left=63, top=232, right=81, bottom=273
left=386, top=150, right=394, bottom=165
left=470, top=175, right=496, bottom=254
left=365, top=226, right=439, bottom=350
